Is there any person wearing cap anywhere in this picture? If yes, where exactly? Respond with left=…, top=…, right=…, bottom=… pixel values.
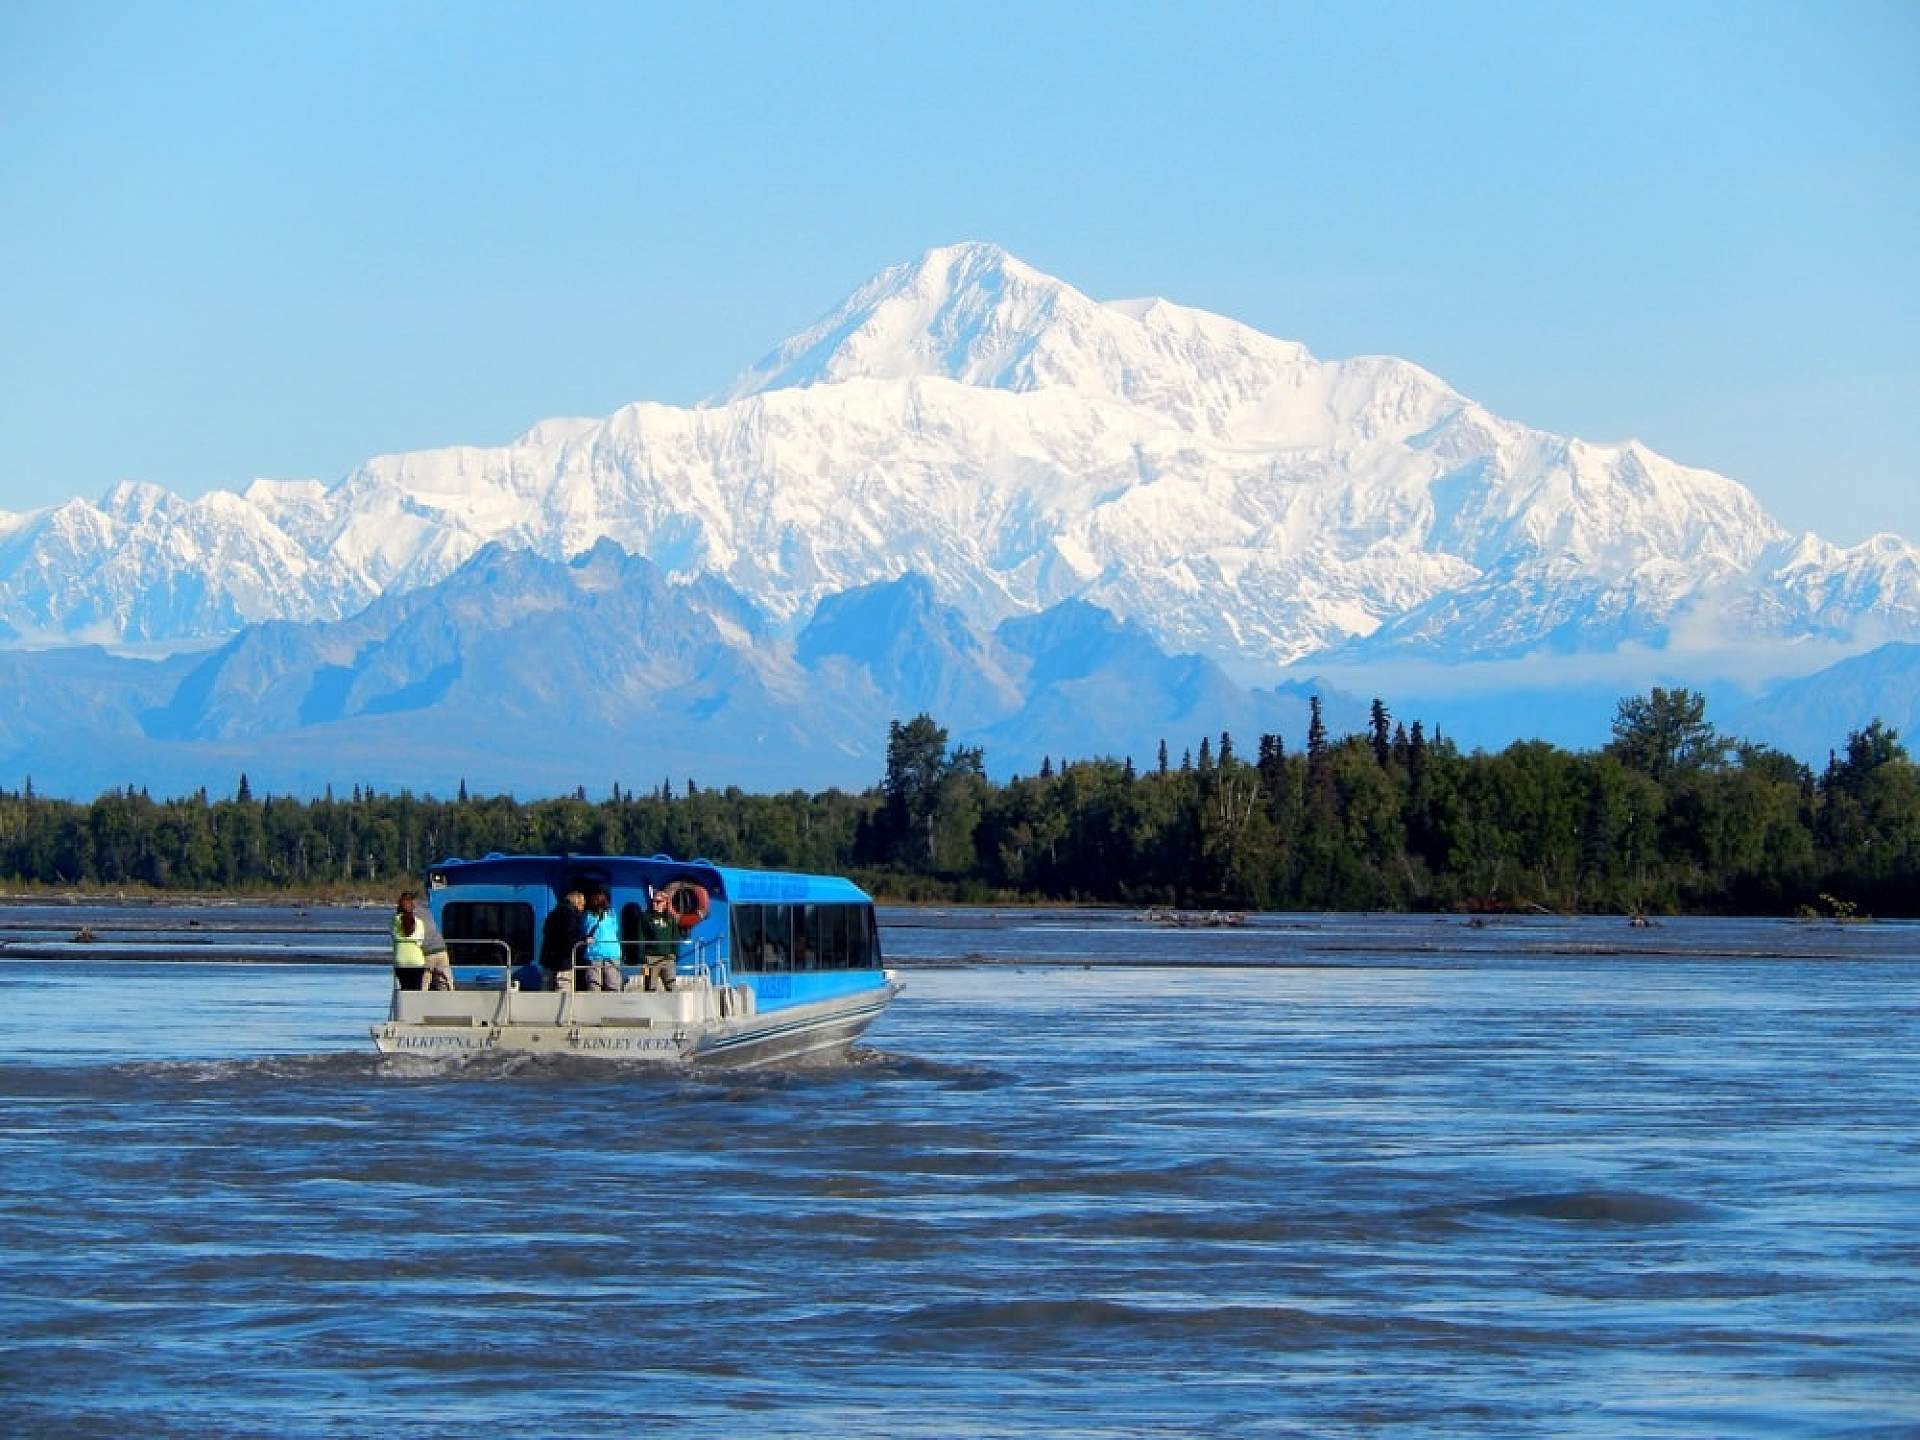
left=632, top=887, right=681, bottom=992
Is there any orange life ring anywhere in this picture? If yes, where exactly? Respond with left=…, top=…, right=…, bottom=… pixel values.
left=660, top=880, right=710, bottom=932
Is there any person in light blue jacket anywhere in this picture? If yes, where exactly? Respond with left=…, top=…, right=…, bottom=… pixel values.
left=580, top=890, right=624, bottom=992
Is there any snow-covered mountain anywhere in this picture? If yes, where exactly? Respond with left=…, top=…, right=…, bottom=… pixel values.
left=0, top=481, right=370, bottom=644
left=5, top=242, right=1917, bottom=668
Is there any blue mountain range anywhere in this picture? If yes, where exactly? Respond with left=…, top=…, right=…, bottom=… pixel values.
left=7, top=543, right=1363, bottom=799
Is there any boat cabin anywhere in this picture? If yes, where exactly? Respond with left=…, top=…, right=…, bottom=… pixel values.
left=425, top=851, right=885, bottom=1009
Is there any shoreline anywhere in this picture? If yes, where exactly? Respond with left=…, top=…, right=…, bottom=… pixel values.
left=0, top=888, right=1903, bottom=924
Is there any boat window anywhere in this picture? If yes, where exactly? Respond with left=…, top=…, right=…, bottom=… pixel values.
left=728, top=901, right=879, bottom=971
left=620, top=903, right=644, bottom=962
left=849, top=905, right=878, bottom=968
left=820, top=903, right=851, bottom=969
left=732, top=903, right=764, bottom=972
left=795, top=905, right=820, bottom=971
left=761, top=904, right=792, bottom=972
left=441, top=901, right=535, bottom=966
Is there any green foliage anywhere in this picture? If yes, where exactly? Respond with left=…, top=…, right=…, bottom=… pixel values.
left=1607, top=687, right=1730, bottom=783
left=1, top=694, right=1917, bottom=915
left=874, top=714, right=987, bottom=872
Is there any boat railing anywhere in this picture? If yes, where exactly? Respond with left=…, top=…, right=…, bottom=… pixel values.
left=688, top=933, right=729, bottom=989
left=440, top=937, right=517, bottom=1024
left=435, top=931, right=730, bottom=1019
left=556, top=937, right=713, bottom=993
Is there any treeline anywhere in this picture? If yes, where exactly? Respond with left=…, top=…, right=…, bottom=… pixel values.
left=861, top=693, right=1918, bottom=916
left=1, top=689, right=1915, bottom=915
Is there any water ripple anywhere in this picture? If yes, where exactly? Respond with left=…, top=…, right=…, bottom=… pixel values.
left=2, top=921, right=1917, bottom=1437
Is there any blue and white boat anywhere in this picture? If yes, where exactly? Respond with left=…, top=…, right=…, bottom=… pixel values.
left=371, top=853, right=901, bottom=1066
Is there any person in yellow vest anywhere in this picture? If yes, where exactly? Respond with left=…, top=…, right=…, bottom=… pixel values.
left=392, top=891, right=430, bottom=991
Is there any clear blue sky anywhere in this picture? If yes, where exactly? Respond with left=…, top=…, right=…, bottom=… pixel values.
left=2, top=1, right=1915, bottom=542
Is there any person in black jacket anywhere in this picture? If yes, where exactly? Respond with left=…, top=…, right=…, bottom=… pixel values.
left=539, top=889, right=587, bottom=991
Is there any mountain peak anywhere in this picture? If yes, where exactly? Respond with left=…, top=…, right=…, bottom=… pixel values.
left=99, top=480, right=172, bottom=521
left=716, top=241, right=1078, bottom=403
left=905, top=239, right=1039, bottom=283
left=715, top=241, right=1457, bottom=452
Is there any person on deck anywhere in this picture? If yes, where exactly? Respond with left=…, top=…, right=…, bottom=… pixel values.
left=392, top=891, right=429, bottom=991
left=419, top=902, right=455, bottom=992
left=580, top=890, right=623, bottom=992
left=632, top=887, right=680, bottom=993
left=540, top=889, right=587, bottom=991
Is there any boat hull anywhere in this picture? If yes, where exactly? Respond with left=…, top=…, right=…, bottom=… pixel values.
left=370, top=977, right=899, bottom=1068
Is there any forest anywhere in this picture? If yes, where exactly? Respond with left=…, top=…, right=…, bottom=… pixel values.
left=1, top=689, right=1914, bottom=916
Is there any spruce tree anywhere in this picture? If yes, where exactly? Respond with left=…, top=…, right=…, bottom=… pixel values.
left=1257, top=733, right=1287, bottom=791
left=1406, top=721, right=1431, bottom=861
left=1157, top=739, right=1169, bottom=775
left=1305, top=697, right=1333, bottom=817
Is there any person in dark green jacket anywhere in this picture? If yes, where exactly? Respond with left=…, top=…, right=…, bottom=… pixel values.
left=635, top=888, right=680, bottom=992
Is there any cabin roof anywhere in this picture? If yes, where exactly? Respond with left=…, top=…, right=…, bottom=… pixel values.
left=426, top=852, right=871, bottom=904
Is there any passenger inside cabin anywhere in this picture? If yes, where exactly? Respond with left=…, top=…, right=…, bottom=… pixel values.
left=540, top=889, right=587, bottom=991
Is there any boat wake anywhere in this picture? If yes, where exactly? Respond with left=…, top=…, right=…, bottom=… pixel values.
left=2, top=1043, right=996, bottom=1104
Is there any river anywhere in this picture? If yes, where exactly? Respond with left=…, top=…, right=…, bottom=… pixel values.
left=1, top=906, right=1915, bottom=1436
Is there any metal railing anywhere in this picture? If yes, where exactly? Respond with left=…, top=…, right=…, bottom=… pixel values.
left=438, top=936, right=677, bottom=994
left=437, top=937, right=517, bottom=1024
left=435, top=929, right=732, bottom=1013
